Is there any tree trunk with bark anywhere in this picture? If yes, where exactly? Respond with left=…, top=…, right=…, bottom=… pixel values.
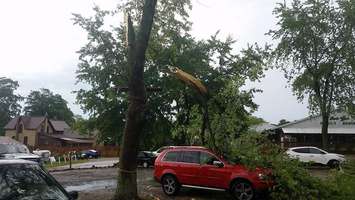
left=115, top=1, right=157, bottom=200
left=321, top=112, right=329, bottom=150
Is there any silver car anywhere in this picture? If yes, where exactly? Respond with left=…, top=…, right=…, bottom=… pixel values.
left=0, top=137, right=41, bottom=163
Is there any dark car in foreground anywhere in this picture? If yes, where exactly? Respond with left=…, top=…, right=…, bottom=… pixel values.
left=0, top=159, right=78, bottom=200
left=80, top=149, right=100, bottom=159
left=154, top=146, right=273, bottom=200
left=137, top=151, right=156, bottom=168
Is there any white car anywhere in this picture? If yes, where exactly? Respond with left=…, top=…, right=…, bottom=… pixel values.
left=33, top=149, right=51, bottom=162
left=286, top=146, right=346, bottom=167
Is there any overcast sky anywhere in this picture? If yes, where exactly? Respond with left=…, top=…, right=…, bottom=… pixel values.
left=0, top=0, right=309, bottom=124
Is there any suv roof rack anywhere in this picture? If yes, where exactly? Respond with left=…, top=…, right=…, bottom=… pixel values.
left=168, top=146, right=208, bottom=149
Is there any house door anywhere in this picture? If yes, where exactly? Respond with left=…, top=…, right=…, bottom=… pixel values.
left=23, top=136, right=28, bottom=145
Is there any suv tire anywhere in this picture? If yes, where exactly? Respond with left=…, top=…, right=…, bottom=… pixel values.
left=161, top=174, right=180, bottom=196
left=327, top=159, right=340, bottom=168
left=231, top=179, right=254, bottom=200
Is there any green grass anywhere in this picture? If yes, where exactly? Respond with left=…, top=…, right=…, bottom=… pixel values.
left=44, top=159, right=89, bottom=169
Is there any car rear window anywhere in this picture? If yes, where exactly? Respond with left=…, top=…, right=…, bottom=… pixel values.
left=293, top=148, right=310, bottom=153
left=163, top=151, right=180, bottom=162
left=309, top=148, right=325, bottom=154
left=0, top=144, right=29, bottom=154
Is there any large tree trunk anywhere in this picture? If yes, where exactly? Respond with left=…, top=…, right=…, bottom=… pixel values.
left=200, top=105, right=206, bottom=145
left=115, top=1, right=157, bottom=200
left=321, top=112, right=329, bottom=150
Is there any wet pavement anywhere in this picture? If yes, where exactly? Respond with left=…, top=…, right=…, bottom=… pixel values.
left=65, top=179, right=116, bottom=192
left=50, top=165, right=335, bottom=200
left=51, top=167, right=231, bottom=200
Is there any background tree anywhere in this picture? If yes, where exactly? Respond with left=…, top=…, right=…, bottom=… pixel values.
left=74, top=0, right=268, bottom=150
left=73, top=0, right=199, bottom=147
left=72, top=115, right=95, bottom=136
left=269, top=0, right=355, bottom=149
left=0, top=77, right=22, bottom=135
left=24, top=88, right=74, bottom=124
left=278, top=119, right=290, bottom=125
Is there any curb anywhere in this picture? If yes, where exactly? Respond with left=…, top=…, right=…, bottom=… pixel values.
left=49, top=163, right=119, bottom=173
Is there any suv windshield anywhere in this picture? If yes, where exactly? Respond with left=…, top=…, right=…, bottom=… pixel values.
left=0, top=144, right=29, bottom=154
left=0, top=164, right=69, bottom=200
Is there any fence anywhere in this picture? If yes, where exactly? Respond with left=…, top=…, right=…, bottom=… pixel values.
left=37, top=145, right=120, bottom=157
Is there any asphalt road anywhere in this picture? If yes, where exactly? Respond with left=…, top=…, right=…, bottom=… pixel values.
left=51, top=167, right=232, bottom=200
left=49, top=157, right=334, bottom=200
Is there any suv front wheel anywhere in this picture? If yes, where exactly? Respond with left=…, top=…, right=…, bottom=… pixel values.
left=161, top=174, right=180, bottom=196
left=231, top=179, right=254, bottom=200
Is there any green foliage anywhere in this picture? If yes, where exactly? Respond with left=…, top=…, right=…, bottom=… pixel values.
left=0, top=77, right=22, bottom=135
left=73, top=0, right=269, bottom=148
left=24, top=88, right=74, bottom=124
left=247, top=116, right=266, bottom=126
left=72, top=115, right=95, bottom=135
left=228, top=132, right=355, bottom=200
left=269, top=0, right=355, bottom=148
left=326, top=161, right=355, bottom=200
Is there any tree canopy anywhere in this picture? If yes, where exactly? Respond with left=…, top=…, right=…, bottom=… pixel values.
left=24, top=88, right=74, bottom=124
left=269, top=0, right=355, bottom=148
left=73, top=0, right=269, bottom=150
left=0, top=77, right=22, bottom=135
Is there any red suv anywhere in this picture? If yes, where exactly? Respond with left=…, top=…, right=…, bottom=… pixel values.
left=154, top=146, right=272, bottom=200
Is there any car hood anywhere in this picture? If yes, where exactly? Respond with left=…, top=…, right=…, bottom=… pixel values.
left=2, top=153, right=40, bottom=159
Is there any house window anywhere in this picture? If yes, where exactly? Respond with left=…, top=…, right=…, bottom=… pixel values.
left=23, top=136, right=28, bottom=145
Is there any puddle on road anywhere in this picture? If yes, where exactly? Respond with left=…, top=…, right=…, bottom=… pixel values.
left=65, top=179, right=116, bottom=192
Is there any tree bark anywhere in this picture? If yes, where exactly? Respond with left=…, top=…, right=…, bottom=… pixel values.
left=115, top=1, right=157, bottom=200
left=200, top=105, right=206, bottom=145
left=313, top=79, right=329, bottom=150
left=321, top=111, right=329, bottom=150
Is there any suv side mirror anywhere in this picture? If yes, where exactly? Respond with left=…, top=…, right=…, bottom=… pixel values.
left=68, top=191, right=79, bottom=200
left=213, top=160, right=224, bottom=168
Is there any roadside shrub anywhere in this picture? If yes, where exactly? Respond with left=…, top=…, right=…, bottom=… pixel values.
left=323, top=160, right=355, bottom=200
left=226, top=132, right=342, bottom=200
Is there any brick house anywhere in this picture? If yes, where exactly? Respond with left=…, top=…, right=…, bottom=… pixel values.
left=4, top=116, right=94, bottom=148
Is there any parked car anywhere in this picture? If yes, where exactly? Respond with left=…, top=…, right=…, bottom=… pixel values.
left=154, top=146, right=273, bottom=200
left=137, top=151, right=156, bottom=168
left=286, top=146, right=346, bottom=167
left=33, top=149, right=51, bottom=162
left=0, top=136, right=41, bottom=163
left=80, top=149, right=100, bottom=159
left=152, top=146, right=174, bottom=157
left=0, top=158, right=78, bottom=200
